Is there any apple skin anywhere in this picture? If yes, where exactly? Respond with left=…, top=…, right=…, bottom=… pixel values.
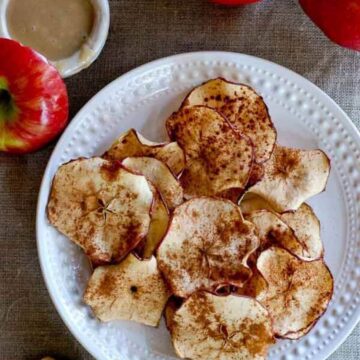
left=0, top=38, right=69, bottom=154
left=211, top=0, right=262, bottom=5
left=299, top=0, right=360, bottom=51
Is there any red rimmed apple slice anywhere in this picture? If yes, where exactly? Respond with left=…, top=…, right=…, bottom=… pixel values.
left=182, top=78, right=276, bottom=163
left=104, top=129, right=185, bottom=176
left=171, top=291, right=275, bottom=360
left=0, top=38, right=68, bottom=153
left=280, top=203, right=323, bottom=261
left=156, top=197, right=259, bottom=297
left=248, top=144, right=330, bottom=212
left=84, top=254, right=170, bottom=326
left=256, top=246, right=333, bottom=339
left=166, top=106, right=253, bottom=199
left=122, top=156, right=184, bottom=210
left=47, top=158, right=153, bottom=265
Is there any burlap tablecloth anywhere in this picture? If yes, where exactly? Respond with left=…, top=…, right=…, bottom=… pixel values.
left=0, top=1, right=359, bottom=359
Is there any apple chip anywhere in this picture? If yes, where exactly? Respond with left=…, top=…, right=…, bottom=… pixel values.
left=122, top=156, right=183, bottom=210
left=281, top=203, right=323, bottom=261
left=285, top=322, right=315, bottom=340
left=248, top=145, right=330, bottom=212
left=104, top=129, right=185, bottom=175
left=182, top=78, right=276, bottom=163
left=84, top=254, right=170, bottom=326
left=47, top=158, right=153, bottom=265
left=157, top=198, right=259, bottom=297
left=166, top=106, right=253, bottom=198
left=245, top=210, right=306, bottom=259
left=171, top=292, right=275, bottom=360
left=239, top=193, right=275, bottom=215
left=256, top=247, right=333, bottom=338
left=134, top=189, right=169, bottom=259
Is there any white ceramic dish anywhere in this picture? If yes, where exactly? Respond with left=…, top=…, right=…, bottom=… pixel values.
left=36, top=52, right=360, bottom=360
left=0, top=0, right=110, bottom=78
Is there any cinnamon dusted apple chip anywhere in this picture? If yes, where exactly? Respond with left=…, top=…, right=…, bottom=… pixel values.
left=280, top=203, right=323, bottom=261
left=47, top=158, right=153, bottom=265
left=156, top=198, right=259, bottom=297
left=256, top=247, right=333, bottom=338
left=171, top=292, right=275, bottom=360
left=248, top=145, right=330, bottom=212
left=104, top=129, right=185, bottom=175
left=166, top=106, right=253, bottom=199
left=84, top=254, right=170, bottom=326
left=134, top=188, right=169, bottom=259
left=122, top=156, right=183, bottom=210
left=182, top=78, right=276, bottom=163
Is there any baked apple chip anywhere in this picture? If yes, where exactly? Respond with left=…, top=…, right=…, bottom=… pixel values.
left=166, top=106, right=253, bottom=198
left=157, top=198, right=259, bottom=297
left=84, top=254, right=170, bottom=326
left=134, top=188, right=169, bottom=259
left=47, top=158, right=153, bottom=265
left=281, top=203, right=323, bottom=261
left=182, top=78, right=276, bottom=163
left=104, top=129, right=185, bottom=175
left=122, top=156, right=183, bottom=210
left=245, top=209, right=307, bottom=260
left=248, top=145, right=330, bottom=212
left=256, top=247, right=333, bottom=338
left=171, top=291, right=275, bottom=360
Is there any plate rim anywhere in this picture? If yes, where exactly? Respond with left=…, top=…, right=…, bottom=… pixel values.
left=36, top=51, right=360, bottom=360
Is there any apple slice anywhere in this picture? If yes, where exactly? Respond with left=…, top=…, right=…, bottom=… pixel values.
left=166, top=106, right=253, bottom=199
left=156, top=197, right=259, bottom=297
left=47, top=158, right=153, bottom=265
left=245, top=210, right=306, bottom=259
left=84, top=254, right=170, bottom=326
left=182, top=78, right=276, bottom=163
left=280, top=203, right=323, bottom=261
left=239, top=193, right=275, bottom=214
left=171, top=291, right=275, bottom=360
left=134, top=188, right=169, bottom=259
left=104, top=129, right=185, bottom=176
left=122, top=156, right=184, bottom=210
left=256, top=246, right=333, bottom=338
left=248, top=144, right=330, bottom=212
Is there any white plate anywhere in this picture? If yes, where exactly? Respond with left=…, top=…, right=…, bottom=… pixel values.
left=36, top=52, right=360, bottom=360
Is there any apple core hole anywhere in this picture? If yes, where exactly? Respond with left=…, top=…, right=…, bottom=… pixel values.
left=0, top=89, right=11, bottom=108
left=130, top=285, right=138, bottom=293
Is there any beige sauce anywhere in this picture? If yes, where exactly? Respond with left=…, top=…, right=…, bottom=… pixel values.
left=7, top=0, right=94, bottom=61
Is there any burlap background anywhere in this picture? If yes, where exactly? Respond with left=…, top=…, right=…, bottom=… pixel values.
left=0, top=1, right=359, bottom=359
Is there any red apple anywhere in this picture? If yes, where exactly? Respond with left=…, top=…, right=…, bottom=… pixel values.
left=0, top=38, right=68, bottom=154
left=211, top=0, right=262, bottom=5
left=299, top=0, right=360, bottom=51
